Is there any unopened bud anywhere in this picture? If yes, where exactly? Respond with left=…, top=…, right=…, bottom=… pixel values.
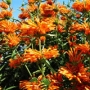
left=6, top=0, right=12, bottom=5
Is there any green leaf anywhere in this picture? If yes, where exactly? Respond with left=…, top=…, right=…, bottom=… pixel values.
left=5, top=86, right=16, bottom=90
left=0, top=64, right=5, bottom=71
left=30, top=77, right=37, bottom=82
left=41, top=78, right=50, bottom=87
left=87, top=69, right=90, bottom=72
left=11, top=50, right=17, bottom=59
left=47, top=34, right=56, bottom=37
left=44, top=59, right=55, bottom=73
left=0, top=77, right=6, bottom=82
left=6, top=0, right=12, bottom=5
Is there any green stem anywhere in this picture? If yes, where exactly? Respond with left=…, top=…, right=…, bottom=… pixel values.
left=37, top=62, right=45, bottom=77
left=39, top=38, right=41, bottom=52
left=25, top=64, right=32, bottom=77
left=32, top=43, right=33, bottom=49
left=41, top=64, right=45, bottom=77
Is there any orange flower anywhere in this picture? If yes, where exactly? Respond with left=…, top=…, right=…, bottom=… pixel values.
left=75, top=41, right=90, bottom=54
left=59, top=67, right=74, bottom=80
left=37, top=21, right=50, bottom=34
left=0, top=10, right=12, bottom=19
left=58, top=4, right=70, bottom=14
left=70, top=22, right=90, bottom=34
left=0, top=20, right=17, bottom=33
left=22, top=48, right=41, bottom=63
left=72, top=1, right=84, bottom=12
left=36, top=17, right=56, bottom=34
left=57, top=25, right=64, bottom=33
left=46, top=0, right=54, bottom=5
left=46, top=73, right=62, bottom=90
left=68, top=35, right=77, bottom=47
left=76, top=13, right=81, bottom=18
left=85, top=85, right=90, bottom=90
left=77, top=66, right=90, bottom=83
left=42, top=47, right=59, bottom=59
left=5, top=33, right=20, bottom=47
left=75, top=84, right=90, bottom=90
left=59, top=62, right=90, bottom=89
left=19, top=80, right=31, bottom=90
left=67, top=47, right=83, bottom=62
left=60, top=16, right=67, bottom=20
left=39, top=2, right=56, bottom=17
left=18, top=12, right=29, bottom=19
left=27, top=4, right=37, bottom=12
left=72, top=0, right=90, bottom=12
left=70, top=22, right=84, bottom=33
left=18, top=6, right=31, bottom=19
left=19, top=3, right=37, bottom=19
left=84, top=0, right=90, bottom=11
left=19, top=80, right=42, bottom=90
left=20, top=19, right=38, bottom=36
left=20, top=18, right=55, bottom=35
left=59, top=62, right=88, bottom=80
left=0, top=1, right=8, bottom=9
left=83, top=22, right=90, bottom=35
left=65, top=63, right=84, bottom=75
left=28, top=0, right=35, bottom=3
left=9, top=56, right=22, bottom=68
left=40, top=36, right=46, bottom=42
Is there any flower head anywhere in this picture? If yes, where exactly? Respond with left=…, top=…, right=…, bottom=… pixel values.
left=42, top=47, right=59, bottom=60
left=0, top=10, right=12, bottom=19
left=19, top=80, right=42, bottom=90
left=0, top=20, right=17, bottom=33
left=9, top=56, right=22, bottom=68
left=22, top=48, right=41, bottom=63
left=72, top=1, right=84, bottom=12
left=40, top=2, right=56, bottom=17
left=0, top=1, right=8, bottom=9
left=5, top=33, right=20, bottom=47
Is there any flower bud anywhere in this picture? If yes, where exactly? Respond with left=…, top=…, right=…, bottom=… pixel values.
left=6, top=0, right=11, bottom=5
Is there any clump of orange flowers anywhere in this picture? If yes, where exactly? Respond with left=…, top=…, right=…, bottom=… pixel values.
left=58, top=45, right=90, bottom=90
left=9, top=46, right=59, bottom=68
left=19, top=72, right=63, bottom=90
left=0, top=1, right=12, bottom=19
left=72, top=0, right=90, bottom=12
left=59, top=63, right=90, bottom=90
